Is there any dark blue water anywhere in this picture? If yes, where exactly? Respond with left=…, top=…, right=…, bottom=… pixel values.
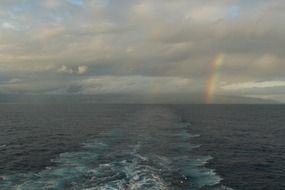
left=0, top=104, right=284, bottom=190
left=175, top=105, right=285, bottom=190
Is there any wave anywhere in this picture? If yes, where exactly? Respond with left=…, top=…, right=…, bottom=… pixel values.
left=0, top=109, right=232, bottom=190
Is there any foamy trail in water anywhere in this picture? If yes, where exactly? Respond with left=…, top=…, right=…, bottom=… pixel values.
left=0, top=107, right=232, bottom=190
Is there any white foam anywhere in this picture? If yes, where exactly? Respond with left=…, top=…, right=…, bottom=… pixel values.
left=0, top=122, right=231, bottom=190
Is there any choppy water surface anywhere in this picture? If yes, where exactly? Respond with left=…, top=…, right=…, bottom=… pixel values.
left=0, top=104, right=284, bottom=190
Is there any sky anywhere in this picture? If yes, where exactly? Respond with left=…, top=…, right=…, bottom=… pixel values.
left=0, top=0, right=285, bottom=103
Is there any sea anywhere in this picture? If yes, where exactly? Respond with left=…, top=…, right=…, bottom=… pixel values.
left=0, top=104, right=284, bottom=190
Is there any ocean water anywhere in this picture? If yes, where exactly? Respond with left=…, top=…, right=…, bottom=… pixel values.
left=0, top=104, right=284, bottom=190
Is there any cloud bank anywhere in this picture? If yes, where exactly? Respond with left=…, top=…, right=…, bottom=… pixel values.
left=0, top=0, right=284, bottom=102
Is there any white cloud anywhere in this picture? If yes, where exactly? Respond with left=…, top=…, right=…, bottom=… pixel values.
left=222, top=81, right=285, bottom=90
left=57, top=65, right=74, bottom=74
left=77, top=65, right=88, bottom=74
left=2, top=22, right=16, bottom=30
left=56, top=65, right=88, bottom=75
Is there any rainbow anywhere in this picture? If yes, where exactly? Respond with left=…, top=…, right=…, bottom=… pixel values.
left=205, top=54, right=224, bottom=104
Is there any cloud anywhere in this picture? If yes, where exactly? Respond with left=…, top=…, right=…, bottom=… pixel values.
left=2, top=22, right=17, bottom=30
left=0, top=62, right=57, bottom=73
left=0, top=0, right=285, bottom=101
left=33, top=25, right=65, bottom=40
left=7, top=78, right=21, bottom=84
left=0, top=75, right=192, bottom=95
left=222, top=81, right=285, bottom=90
left=65, top=0, right=83, bottom=6
left=77, top=65, right=88, bottom=74
left=56, top=65, right=88, bottom=75
left=0, top=78, right=21, bottom=84
left=73, top=76, right=192, bottom=94
left=57, top=65, right=74, bottom=74
left=41, top=0, right=62, bottom=9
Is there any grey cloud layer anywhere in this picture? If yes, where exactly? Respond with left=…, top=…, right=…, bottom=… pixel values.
left=0, top=0, right=284, bottom=101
